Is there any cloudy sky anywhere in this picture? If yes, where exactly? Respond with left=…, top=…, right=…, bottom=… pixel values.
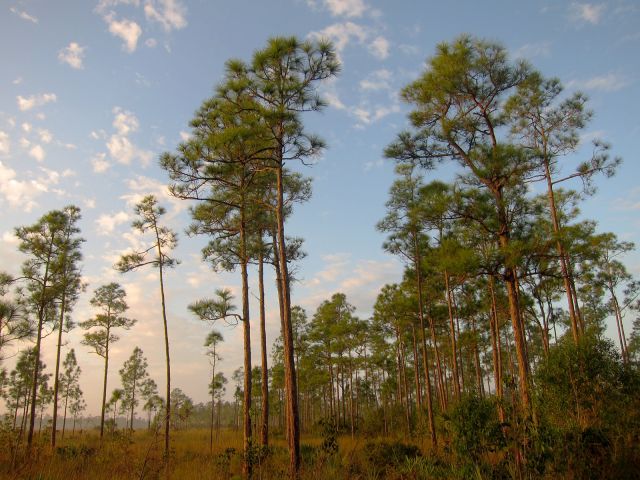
left=1, top=0, right=639, bottom=415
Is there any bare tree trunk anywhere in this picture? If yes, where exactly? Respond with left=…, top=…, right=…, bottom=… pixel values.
left=413, top=237, right=437, bottom=445
left=154, top=224, right=172, bottom=459
left=27, top=239, right=54, bottom=448
left=239, top=212, right=252, bottom=478
left=444, top=271, right=461, bottom=398
left=62, top=385, right=69, bottom=440
left=258, top=253, right=269, bottom=446
left=51, top=287, right=68, bottom=447
left=544, top=158, right=580, bottom=343
left=100, top=331, right=110, bottom=439
left=275, top=162, right=300, bottom=477
left=488, top=277, right=504, bottom=421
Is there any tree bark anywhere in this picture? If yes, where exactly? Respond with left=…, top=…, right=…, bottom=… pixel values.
left=258, top=253, right=269, bottom=446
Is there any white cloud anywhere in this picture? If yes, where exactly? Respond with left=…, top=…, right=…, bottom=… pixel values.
left=350, top=102, right=400, bottom=126
left=38, top=129, right=53, bottom=144
left=106, top=107, right=153, bottom=166
left=359, top=69, right=392, bottom=91
left=104, top=13, right=142, bottom=52
left=145, top=37, right=158, bottom=48
left=113, top=107, right=139, bottom=135
left=368, top=36, right=390, bottom=59
left=84, top=198, right=97, bottom=209
left=324, top=90, right=347, bottom=110
left=10, top=7, right=38, bottom=23
left=96, top=0, right=141, bottom=13
left=16, top=93, right=57, bottom=111
left=324, top=0, right=367, bottom=18
left=92, top=153, right=111, bottom=173
left=568, top=73, right=631, bottom=91
left=96, top=211, right=130, bottom=234
left=570, top=2, right=605, bottom=24
left=310, top=21, right=367, bottom=53
left=90, top=129, right=107, bottom=140
left=309, top=22, right=390, bottom=61
left=0, top=161, right=61, bottom=212
left=514, top=42, right=551, bottom=59
left=120, top=174, right=187, bottom=216
left=178, top=131, right=191, bottom=141
left=398, top=44, right=419, bottom=55
left=58, top=42, right=86, bottom=69
left=19, top=138, right=30, bottom=149
left=21, top=123, right=32, bottom=133
left=12, top=77, right=23, bottom=85
left=0, top=132, right=9, bottom=155
left=144, top=0, right=187, bottom=31
left=29, top=145, right=45, bottom=162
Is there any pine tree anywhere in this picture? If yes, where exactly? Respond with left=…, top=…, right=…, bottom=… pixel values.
left=80, top=283, right=136, bottom=439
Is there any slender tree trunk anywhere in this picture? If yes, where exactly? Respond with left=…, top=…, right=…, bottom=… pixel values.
left=210, top=364, right=215, bottom=454
left=258, top=253, right=269, bottom=446
left=62, top=385, right=69, bottom=440
left=609, top=284, right=629, bottom=363
left=239, top=212, right=252, bottom=478
left=154, top=224, right=172, bottom=459
left=274, top=160, right=300, bottom=477
left=494, top=186, right=531, bottom=411
left=100, top=331, right=110, bottom=439
left=411, top=325, right=422, bottom=409
left=444, top=270, right=461, bottom=399
left=27, top=238, right=55, bottom=448
left=51, top=286, right=68, bottom=447
left=413, top=237, right=437, bottom=445
left=543, top=158, right=580, bottom=343
left=488, top=277, right=504, bottom=421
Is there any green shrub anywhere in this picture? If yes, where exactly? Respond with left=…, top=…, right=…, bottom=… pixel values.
left=444, top=394, right=505, bottom=463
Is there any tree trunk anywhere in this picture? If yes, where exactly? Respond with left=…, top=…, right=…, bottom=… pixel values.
left=275, top=161, right=300, bottom=477
left=27, top=237, right=55, bottom=448
left=444, top=270, right=461, bottom=398
left=413, top=236, right=437, bottom=445
left=62, top=384, right=69, bottom=440
left=100, top=331, right=110, bottom=439
left=239, top=212, right=252, bottom=478
left=258, top=253, right=269, bottom=447
left=488, top=277, right=504, bottom=421
left=154, top=224, right=172, bottom=458
left=543, top=157, right=580, bottom=343
left=51, top=286, right=68, bottom=447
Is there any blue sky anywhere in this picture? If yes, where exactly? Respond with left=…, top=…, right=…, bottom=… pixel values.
left=1, top=0, right=639, bottom=414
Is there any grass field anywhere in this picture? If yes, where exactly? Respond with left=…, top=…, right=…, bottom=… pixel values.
left=0, top=428, right=446, bottom=480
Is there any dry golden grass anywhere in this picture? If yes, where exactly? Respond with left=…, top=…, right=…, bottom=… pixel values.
left=0, top=429, right=383, bottom=480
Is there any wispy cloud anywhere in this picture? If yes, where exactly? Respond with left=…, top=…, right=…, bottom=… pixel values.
left=323, top=0, right=367, bottom=18
left=144, top=0, right=187, bottom=31
left=570, top=2, right=605, bottom=24
left=105, top=13, right=142, bottom=52
left=360, top=69, right=392, bottom=91
left=368, top=36, right=390, bottom=59
left=0, top=162, right=63, bottom=211
left=513, top=41, right=551, bottom=59
left=105, top=107, right=153, bottom=166
left=0, top=132, right=9, bottom=156
left=28, top=145, right=45, bottom=162
left=568, top=73, right=631, bottom=91
left=10, top=7, right=38, bottom=23
left=96, top=0, right=187, bottom=52
left=16, top=93, right=57, bottom=111
left=92, top=153, right=111, bottom=173
left=309, top=22, right=390, bottom=61
left=58, top=42, right=86, bottom=69
left=96, top=211, right=130, bottom=234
